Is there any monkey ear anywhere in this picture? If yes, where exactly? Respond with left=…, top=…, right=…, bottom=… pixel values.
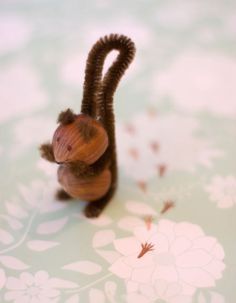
left=57, top=108, right=77, bottom=125
left=77, top=120, right=98, bottom=142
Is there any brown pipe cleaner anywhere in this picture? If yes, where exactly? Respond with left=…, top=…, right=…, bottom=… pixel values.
left=81, top=34, right=136, bottom=216
left=40, top=34, right=136, bottom=217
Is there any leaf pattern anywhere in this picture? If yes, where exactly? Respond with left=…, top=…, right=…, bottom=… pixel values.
left=36, top=217, right=68, bottom=235
left=5, top=202, right=28, bottom=219
left=0, top=256, right=29, bottom=270
left=92, top=230, right=116, bottom=248
left=0, top=229, right=14, bottom=245
left=62, top=261, right=102, bottom=275
left=0, top=268, right=6, bottom=289
left=27, top=240, right=59, bottom=251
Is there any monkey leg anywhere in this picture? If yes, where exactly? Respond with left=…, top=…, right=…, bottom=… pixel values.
left=84, top=183, right=116, bottom=218
left=55, top=188, right=73, bottom=201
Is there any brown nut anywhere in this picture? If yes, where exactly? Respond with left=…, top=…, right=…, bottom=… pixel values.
left=57, top=165, right=111, bottom=201
left=52, top=114, right=108, bottom=164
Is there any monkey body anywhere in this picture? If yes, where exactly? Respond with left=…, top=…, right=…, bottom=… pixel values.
left=40, top=34, right=135, bottom=217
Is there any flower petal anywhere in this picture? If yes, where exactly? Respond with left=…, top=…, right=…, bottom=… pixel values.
left=34, top=271, right=49, bottom=286
left=132, top=266, right=154, bottom=283
left=154, top=279, right=168, bottom=297
left=126, top=280, right=138, bottom=293
left=153, top=265, right=178, bottom=282
left=20, top=272, right=33, bottom=286
left=178, top=267, right=215, bottom=287
left=170, top=237, right=192, bottom=256
left=157, top=219, right=175, bottom=243
left=176, top=249, right=212, bottom=267
left=139, top=283, right=156, bottom=300
left=180, top=282, right=196, bottom=295
left=204, top=259, right=225, bottom=279
left=174, top=222, right=204, bottom=240
left=109, top=258, right=132, bottom=279
left=219, top=197, right=234, bottom=208
left=5, top=290, right=25, bottom=301
left=150, top=232, right=169, bottom=253
left=133, top=226, right=157, bottom=243
left=6, top=277, right=25, bottom=290
left=113, top=237, right=140, bottom=255
left=165, top=282, right=182, bottom=298
left=211, top=243, right=225, bottom=260
left=192, top=236, right=216, bottom=252
left=123, top=254, right=154, bottom=268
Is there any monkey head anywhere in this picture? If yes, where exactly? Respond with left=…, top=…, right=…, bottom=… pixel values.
left=52, top=109, right=108, bottom=165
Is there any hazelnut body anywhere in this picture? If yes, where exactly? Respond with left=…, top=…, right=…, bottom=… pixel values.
left=52, top=114, right=108, bottom=164
left=58, top=165, right=111, bottom=201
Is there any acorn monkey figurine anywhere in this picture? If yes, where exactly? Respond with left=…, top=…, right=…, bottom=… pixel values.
left=39, top=34, right=136, bottom=217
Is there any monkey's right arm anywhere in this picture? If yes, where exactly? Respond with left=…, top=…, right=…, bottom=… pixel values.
left=39, top=143, right=56, bottom=163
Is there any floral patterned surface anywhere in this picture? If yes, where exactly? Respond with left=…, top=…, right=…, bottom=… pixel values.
left=0, top=0, right=236, bottom=302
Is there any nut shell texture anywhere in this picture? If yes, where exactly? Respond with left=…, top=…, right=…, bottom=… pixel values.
left=58, top=165, right=111, bottom=201
left=53, top=114, right=108, bottom=164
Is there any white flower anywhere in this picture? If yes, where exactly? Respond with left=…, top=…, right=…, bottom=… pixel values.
left=0, top=15, right=32, bottom=54
left=153, top=52, right=236, bottom=117
left=205, top=175, right=236, bottom=208
left=0, top=64, right=47, bottom=123
left=109, top=219, right=225, bottom=302
left=116, top=111, right=222, bottom=184
left=4, top=270, right=78, bottom=303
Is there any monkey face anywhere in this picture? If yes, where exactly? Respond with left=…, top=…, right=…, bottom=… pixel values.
left=52, top=113, right=108, bottom=164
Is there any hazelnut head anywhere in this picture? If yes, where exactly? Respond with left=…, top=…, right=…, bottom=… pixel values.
left=52, top=114, right=108, bottom=164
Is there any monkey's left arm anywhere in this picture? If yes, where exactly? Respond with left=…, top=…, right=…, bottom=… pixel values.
left=69, top=148, right=110, bottom=178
